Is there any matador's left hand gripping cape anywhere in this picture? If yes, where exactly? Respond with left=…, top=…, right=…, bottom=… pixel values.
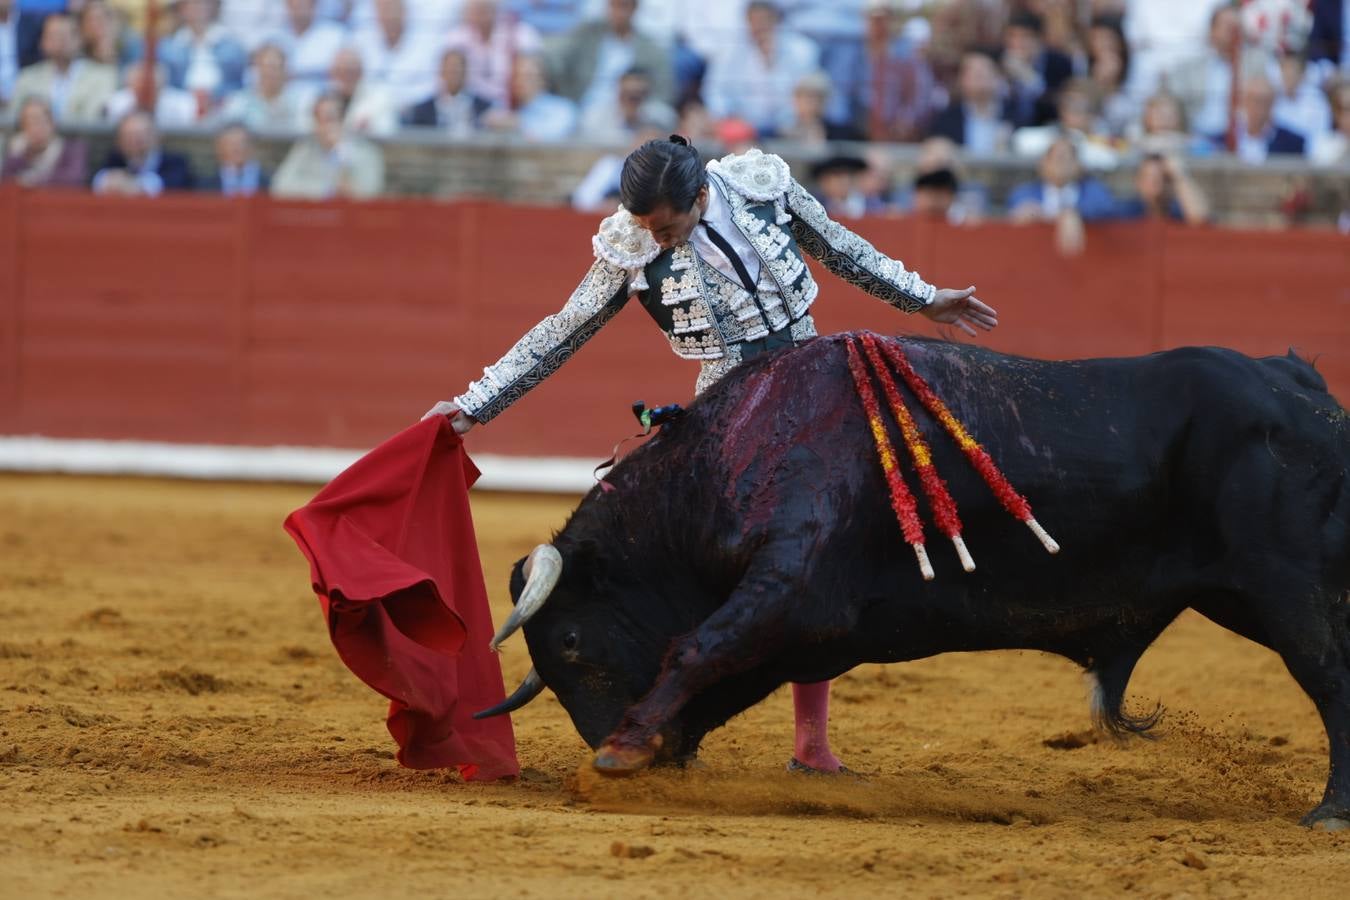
left=455, top=148, right=937, bottom=422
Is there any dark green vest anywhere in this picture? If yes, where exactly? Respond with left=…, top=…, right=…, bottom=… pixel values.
left=634, top=174, right=816, bottom=361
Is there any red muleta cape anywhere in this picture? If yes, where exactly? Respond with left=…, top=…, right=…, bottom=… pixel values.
left=283, top=416, right=519, bottom=781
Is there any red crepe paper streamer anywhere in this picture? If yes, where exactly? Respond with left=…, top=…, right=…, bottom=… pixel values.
left=846, top=334, right=1060, bottom=578
left=844, top=337, right=935, bottom=579
left=859, top=333, right=975, bottom=572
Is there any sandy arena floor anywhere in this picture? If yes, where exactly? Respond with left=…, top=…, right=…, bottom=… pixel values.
left=0, top=473, right=1346, bottom=898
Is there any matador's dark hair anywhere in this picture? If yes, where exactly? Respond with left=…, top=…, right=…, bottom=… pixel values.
left=619, top=134, right=707, bottom=216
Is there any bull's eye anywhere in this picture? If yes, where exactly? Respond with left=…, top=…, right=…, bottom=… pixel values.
left=561, top=630, right=580, bottom=652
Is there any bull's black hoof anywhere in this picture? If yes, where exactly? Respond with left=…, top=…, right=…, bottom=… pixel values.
left=786, top=757, right=861, bottom=778
left=1311, top=817, right=1350, bottom=833
left=1300, top=807, right=1350, bottom=831
left=592, top=737, right=660, bottom=776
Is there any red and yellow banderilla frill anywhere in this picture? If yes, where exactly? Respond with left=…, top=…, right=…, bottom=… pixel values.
left=846, top=334, right=1059, bottom=580
left=843, top=337, right=935, bottom=580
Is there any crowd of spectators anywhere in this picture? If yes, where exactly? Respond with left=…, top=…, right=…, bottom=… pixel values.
left=0, top=0, right=1346, bottom=225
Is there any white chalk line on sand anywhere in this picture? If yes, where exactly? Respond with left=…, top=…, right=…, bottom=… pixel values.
left=0, top=435, right=593, bottom=493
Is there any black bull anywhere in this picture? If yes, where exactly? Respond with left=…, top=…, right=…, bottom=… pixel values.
left=481, top=333, right=1350, bottom=828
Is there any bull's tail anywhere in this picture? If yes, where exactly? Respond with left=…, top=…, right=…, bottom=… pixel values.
left=1086, top=653, right=1163, bottom=740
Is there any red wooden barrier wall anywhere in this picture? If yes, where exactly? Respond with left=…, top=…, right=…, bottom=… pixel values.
left=1, top=185, right=1346, bottom=460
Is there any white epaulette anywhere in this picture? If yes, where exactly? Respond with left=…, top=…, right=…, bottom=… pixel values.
left=592, top=206, right=661, bottom=269
left=706, top=148, right=793, bottom=202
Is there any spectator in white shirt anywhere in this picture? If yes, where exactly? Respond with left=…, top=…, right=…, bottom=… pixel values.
left=354, top=0, right=444, bottom=108
left=445, top=0, right=543, bottom=108
left=0, top=0, right=22, bottom=111
left=1310, top=80, right=1350, bottom=165
left=326, top=44, right=399, bottom=136
left=269, top=0, right=348, bottom=89
left=219, top=43, right=312, bottom=132
left=272, top=92, right=386, bottom=199
left=1164, top=5, right=1270, bottom=138
left=105, top=60, right=200, bottom=127
left=703, top=0, right=820, bottom=137
left=481, top=53, right=577, bottom=141
left=1218, top=71, right=1309, bottom=163
left=1272, top=51, right=1334, bottom=145
left=1122, top=0, right=1227, bottom=102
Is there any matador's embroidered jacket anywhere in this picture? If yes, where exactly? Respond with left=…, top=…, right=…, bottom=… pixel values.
left=454, top=149, right=937, bottom=423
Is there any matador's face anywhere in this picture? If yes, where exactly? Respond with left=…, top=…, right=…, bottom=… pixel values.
left=632, top=185, right=710, bottom=251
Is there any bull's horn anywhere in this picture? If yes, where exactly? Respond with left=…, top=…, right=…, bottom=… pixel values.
left=488, top=544, right=562, bottom=651
left=472, top=668, right=544, bottom=720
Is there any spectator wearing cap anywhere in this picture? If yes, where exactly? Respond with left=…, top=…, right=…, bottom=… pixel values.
left=1310, top=80, right=1350, bottom=166
left=910, top=168, right=966, bottom=224
left=1271, top=51, right=1333, bottom=146
left=326, top=45, right=399, bottom=137
left=781, top=71, right=861, bottom=146
left=926, top=50, right=1016, bottom=155
left=481, top=53, right=577, bottom=142
left=548, top=0, right=673, bottom=121
left=13, top=13, right=116, bottom=125
left=1000, top=12, right=1073, bottom=128
left=1116, top=153, right=1210, bottom=225
left=844, top=0, right=939, bottom=143
left=353, top=0, right=443, bottom=110
left=577, top=66, right=676, bottom=144
left=105, top=60, right=200, bottom=127
left=1213, top=72, right=1308, bottom=163
left=1007, top=135, right=1119, bottom=256
left=272, top=93, right=385, bottom=200
left=203, top=123, right=269, bottom=197
left=445, top=0, right=543, bottom=110
left=159, top=0, right=248, bottom=103
left=893, top=136, right=990, bottom=222
left=1, top=96, right=88, bottom=187
left=219, top=43, right=311, bottom=133
left=92, top=109, right=196, bottom=196
left=267, top=0, right=347, bottom=90
left=405, top=47, right=491, bottom=134
left=703, top=0, right=820, bottom=137
left=809, top=154, right=868, bottom=219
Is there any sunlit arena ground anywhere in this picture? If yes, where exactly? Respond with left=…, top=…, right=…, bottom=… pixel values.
left=0, top=473, right=1347, bottom=898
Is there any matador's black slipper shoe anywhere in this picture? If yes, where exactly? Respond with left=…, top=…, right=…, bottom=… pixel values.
left=786, top=757, right=861, bottom=777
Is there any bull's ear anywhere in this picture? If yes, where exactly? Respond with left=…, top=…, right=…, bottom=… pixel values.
left=508, top=557, right=527, bottom=605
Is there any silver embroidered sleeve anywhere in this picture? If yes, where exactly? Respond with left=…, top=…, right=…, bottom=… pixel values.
left=783, top=178, right=936, bottom=313
left=453, top=259, right=631, bottom=424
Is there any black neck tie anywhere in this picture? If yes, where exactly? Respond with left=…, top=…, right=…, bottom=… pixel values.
left=701, top=221, right=759, bottom=296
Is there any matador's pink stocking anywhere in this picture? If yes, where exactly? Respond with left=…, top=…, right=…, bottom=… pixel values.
left=792, top=680, right=843, bottom=772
